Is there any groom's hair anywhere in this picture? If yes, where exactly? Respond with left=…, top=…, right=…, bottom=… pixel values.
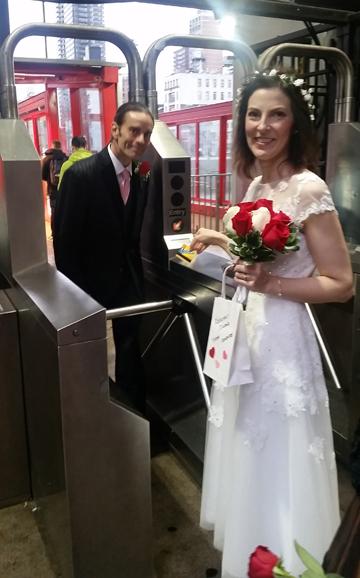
left=113, top=101, right=154, bottom=128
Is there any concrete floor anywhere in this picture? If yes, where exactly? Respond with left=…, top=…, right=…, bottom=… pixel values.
left=0, top=452, right=355, bottom=578
left=0, top=224, right=352, bottom=577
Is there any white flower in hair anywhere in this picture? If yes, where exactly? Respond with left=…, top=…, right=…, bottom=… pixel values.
left=294, top=78, right=304, bottom=86
left=269, top=69, right=278, bottom=76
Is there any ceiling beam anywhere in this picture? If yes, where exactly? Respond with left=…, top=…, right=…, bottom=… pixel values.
left=41, top=0, right=352, bottom=24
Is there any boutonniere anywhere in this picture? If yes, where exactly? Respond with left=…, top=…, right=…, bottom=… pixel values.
left=134, top=161, right=150, bottom=182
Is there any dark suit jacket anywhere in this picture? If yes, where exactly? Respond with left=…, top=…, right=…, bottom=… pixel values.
left=53, top=146, right=149, bottom=309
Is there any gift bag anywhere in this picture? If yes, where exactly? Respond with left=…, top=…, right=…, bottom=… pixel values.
left=203, top=266, right=253, bottom=388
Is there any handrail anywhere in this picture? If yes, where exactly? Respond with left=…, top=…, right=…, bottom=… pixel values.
left=305, top=303, right=341, bottom=390
left=143, top=34, right=258, bottom=118
left=106, top=300, right=173, bottom=320
left=0, top=23, right=144, bottom=119
left=258, top=43, right=354, bottom=122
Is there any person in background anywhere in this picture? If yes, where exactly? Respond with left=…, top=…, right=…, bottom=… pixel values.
left=190, top=71, right=353, bottom=578
left=57, top=136, right=92, bottom=188
left=41, top=139, right=67, bottom=239
left=54, top=101, right=154, bottom=414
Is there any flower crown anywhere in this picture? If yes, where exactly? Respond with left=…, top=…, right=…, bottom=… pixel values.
left=236, top=69, right=315, bottom=121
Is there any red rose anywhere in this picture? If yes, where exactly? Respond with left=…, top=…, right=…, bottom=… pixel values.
left=271, top=210, right=291, bottom=224
left=262, top=219, right=290, bottom=251
left=139, top=161, right=150, bottom=176
left=254, top=199, right=275, bottom=216
left=238, top=201, right=258, bottom=213
left=248, top=546, right=280, bottom=578
left=232, top=209, right=252, bottom=237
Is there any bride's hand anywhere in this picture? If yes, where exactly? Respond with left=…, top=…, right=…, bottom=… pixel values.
left=190, top=228, right=229, bottom=254
left=234, top=261, right=273, bottom=293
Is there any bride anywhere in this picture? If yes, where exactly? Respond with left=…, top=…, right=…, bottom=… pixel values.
left=190, top=71, right=353, bottom=578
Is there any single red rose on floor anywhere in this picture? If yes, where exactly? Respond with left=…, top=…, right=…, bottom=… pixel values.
left=139, top=161, right=150, bottom=176
left=248, top=546, right=280, bottom=578
left=232, top=209, right=252, bottom=237
left=262, top=219, right=290, bottom=251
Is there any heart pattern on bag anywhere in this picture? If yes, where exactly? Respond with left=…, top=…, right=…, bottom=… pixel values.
left=209, top=347, right=215, bottom=358
left=215, top=360, right=220, bottom=368
left=223, top=350, right=228, bottom=360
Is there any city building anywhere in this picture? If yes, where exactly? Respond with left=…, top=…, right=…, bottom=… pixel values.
left=163, top=71, right=233, bottom=112
left=55, top=3, right=105, bottom=153
left=173, top=10, right=223, bottom=75
left=56, top=3, right=105, bottom=61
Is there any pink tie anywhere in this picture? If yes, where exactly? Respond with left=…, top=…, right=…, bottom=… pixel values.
left=120, top=168, right=130, bottom=205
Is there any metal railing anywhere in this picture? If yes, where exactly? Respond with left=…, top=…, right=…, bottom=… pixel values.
left=191, top=172, right=231, bottom=233
left=106, top=299, right=211, bottom=409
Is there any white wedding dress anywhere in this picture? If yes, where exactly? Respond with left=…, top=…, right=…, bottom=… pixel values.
left=200, top=171, right=341, bottom=578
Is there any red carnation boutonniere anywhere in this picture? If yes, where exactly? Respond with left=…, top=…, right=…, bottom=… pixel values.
left=135, top=161, right=151, bottom=182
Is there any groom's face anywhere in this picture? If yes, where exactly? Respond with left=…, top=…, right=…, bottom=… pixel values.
left=111, top=111, right=153, bottom=166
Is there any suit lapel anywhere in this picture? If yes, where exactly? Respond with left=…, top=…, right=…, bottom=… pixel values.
left=98, top=146, right=125, bottom=222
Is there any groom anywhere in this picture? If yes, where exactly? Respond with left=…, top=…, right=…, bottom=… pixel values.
left=53, top=101, right=154, bottom=413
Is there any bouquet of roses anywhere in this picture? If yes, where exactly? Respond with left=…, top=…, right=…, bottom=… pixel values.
left=248, top=540, right=342, bottom=578
left=223, top=199, right=299, bottom=263
left=248, top=543, right=343, bottom=578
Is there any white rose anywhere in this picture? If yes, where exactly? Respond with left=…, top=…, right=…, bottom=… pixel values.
left=251, top=207, right=271, bottom=232
left=269, top=69, right=278, bottom=77
left=294, top=78, right=304, bottom=87
left=223, top=206, right=240, bottom=235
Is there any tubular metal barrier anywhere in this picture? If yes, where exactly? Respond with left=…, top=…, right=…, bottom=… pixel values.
left=258, top=43, right=354, bottom=123
left=106, top=299, right=174, bottom=320
left=107, top=298, right=211, bottom=410
left=143, top=34, right=258, bottom=117
left=0, top=22, right=145, bottom=118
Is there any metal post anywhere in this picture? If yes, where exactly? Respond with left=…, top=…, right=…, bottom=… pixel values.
left=305, top=303, right=342, bottom=390
left=183, top=313, right=211, bottom=409
left=0, top=0, right=10, bottom=48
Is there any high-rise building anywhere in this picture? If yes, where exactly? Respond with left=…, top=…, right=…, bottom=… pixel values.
left=56, top=4, right=105, bottom=61
left=177, top=10, right=223, bottom=74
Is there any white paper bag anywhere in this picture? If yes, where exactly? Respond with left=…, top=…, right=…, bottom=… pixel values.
left=203, top=267, right=253, bottom=388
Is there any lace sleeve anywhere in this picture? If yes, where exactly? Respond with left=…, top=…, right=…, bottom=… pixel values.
left=295, top=177, right=336, bottom=226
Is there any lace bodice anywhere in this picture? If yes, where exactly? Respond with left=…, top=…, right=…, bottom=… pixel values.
left=243, top=170, right=336, bottom=279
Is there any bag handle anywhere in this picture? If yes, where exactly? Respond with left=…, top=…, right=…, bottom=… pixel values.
left=221, top=263, right=235, bottom=299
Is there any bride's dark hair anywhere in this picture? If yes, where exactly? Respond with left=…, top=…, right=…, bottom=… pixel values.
left=233, top=72, right=319, bottom=179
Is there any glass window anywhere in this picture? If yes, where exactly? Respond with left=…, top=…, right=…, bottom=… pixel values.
left=206, top=79, right=209, bottom=87
left=198, top=91, right=202, bottom=100
left=221, top=79, right=224, bottom=88
left=221, top=92, right=224, bottom=100
left=79, top=88, right=102, bottom=154
left=213, top=92, right=216, bottom=100
left=226, top=119, right=233, bottom=174
left=198, top=79, right=202, bottom=87
left=206, top=91, right=209, bottom=100
left=179, top=123, right=196, bottom=174
left=228, top=79, right=231, bottom=88
left=36, top=116, right=47, bottom=156
left=213, top=79, right=217, bottom=88
left=228, top=92, right=231, bottom=98
left=199, top=120, right=220, bottom=199
left=26, top=120, right=35, bottom=146
left=57, top=88, right=72, bottom=154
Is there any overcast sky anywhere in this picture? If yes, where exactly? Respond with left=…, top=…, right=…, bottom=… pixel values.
left=8, top=0, right=199, bottom=100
